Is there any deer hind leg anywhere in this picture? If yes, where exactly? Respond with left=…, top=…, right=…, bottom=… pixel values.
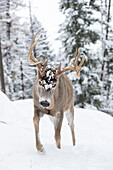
left=54, top=111, right=63, bottom=149
left=33, top=108, right=45, bottom=154
left=65, top=107, right=75, bottom=146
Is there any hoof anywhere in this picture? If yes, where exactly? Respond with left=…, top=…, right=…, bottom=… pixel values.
left=56, top=142, right=61, bottom=149
left=37, top=146, right=46, bottom=155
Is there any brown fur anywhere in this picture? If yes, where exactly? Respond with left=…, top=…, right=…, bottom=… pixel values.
left=33, top=71, right=75, bottom=153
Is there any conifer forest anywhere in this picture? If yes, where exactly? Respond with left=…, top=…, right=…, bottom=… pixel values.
left=0, top=0, right=113, bottom=116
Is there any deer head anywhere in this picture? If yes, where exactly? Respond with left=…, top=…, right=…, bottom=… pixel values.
left=27, top=30, right=85, bottom=108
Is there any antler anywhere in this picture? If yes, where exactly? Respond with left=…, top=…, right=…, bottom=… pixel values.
left=27, top=30, right=43, bottom=69
left=27, top=30, right=49, bottom=74
left=56, top=49, right=85, bottom=79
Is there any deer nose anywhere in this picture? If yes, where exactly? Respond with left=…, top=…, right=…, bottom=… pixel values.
left=40, top=101, right=50, bottom=108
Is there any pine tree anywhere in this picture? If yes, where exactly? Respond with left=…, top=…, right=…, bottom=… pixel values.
left=0, top=0, right=54, bottom=100
left=59, top=0, right=102, bottom=109
left=100, top=0, right=113, bottom=114
left=21, top=2, right=54, bottom=99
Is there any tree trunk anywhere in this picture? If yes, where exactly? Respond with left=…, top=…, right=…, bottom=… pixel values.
left=29, top=1, right=36, bottom=58
left=0, top=39, right=6, bottom=94
left=100, top=0, right=111, bottom=81
left=106, top=0, right=111, bottom=99
left=20, top=60, right=25, bottom=99
left=106, top=0, right=111, bottom=40
left=5, top=0, right=12, bottom=99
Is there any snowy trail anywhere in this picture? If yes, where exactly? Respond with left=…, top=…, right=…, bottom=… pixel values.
left=0, top=92, right=113, bottom=170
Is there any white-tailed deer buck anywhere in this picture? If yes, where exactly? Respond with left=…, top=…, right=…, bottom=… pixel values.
left=27, top=30, right=85, bottom=154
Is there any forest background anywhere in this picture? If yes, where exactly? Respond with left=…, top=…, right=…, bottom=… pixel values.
left=0, top=0, right=113, bottom=116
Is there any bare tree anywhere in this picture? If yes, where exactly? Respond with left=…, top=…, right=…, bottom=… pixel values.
left=5, top=0, right=12, bottom=98
left=0, top=39, right=6, bottom=93
left=20, top=59, right=25, bottom=99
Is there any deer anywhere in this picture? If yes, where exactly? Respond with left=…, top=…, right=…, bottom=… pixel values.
left=27, top=30, right=85, bottom=154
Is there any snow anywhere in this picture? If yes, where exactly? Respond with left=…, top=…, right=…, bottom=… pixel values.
left=46, top=70, right=51, bottom=78
left=44, top=84, right=52, bottom=91
left=0, top=91, right=113, bottom=170
left=40, top=67, right=56, bottom=90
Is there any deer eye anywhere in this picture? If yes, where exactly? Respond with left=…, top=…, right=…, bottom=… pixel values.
left=52, top=84, right=56, bottom=88
left=39, top=80, right=42, bottom=85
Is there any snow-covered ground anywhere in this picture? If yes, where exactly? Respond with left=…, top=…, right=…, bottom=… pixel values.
left=0, top=91, right=113, bottom=170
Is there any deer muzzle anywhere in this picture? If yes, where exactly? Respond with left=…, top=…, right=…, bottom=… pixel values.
left=40, top=101, right=50, bottom=108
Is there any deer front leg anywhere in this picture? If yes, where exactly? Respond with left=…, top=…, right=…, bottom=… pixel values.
left=54, top=111, right=63, bottom=149
left=33, top=108, right=45, bottom=154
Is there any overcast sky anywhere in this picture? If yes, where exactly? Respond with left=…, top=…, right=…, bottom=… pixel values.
left=29, top=0, right=65, bottom=55
left=22, top=0, right=113, bottom=55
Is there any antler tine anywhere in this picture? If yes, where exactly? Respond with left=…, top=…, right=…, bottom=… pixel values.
left=30, top=54, right=41, bottom=69
left=58, top=62, right=61, bottom=74
left=42, top=59, right=48, bottom=71
left=28, top=30, right=40, bottom=61
left=72, top=49, right=77, bottom=65
left=29, top=30, right=41, bottom=65
left=30, top=30, right=40, bottom=47
left=38, top=59, right=49, bottom=77
left=75, top=49, right=80, bottom=67
left=78, top=53, right=85, bottom=68
left=75, top=52, right=85, bottom=79
left=55, top=49, right=85, bottom=78
left=27, top=30, right=42, bottom=68
left=27, top=39, right=41, bottom=66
